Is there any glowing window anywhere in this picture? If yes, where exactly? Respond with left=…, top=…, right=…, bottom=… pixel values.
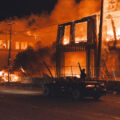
left=16, top=42, right=20, bottom=50
left=75, top=22, right=87, bottom=43
left=0, top=40, right=7, bottom=49
left=63, top=25, right=70, bottom=45
left=21, top=42, right=28, bottom=50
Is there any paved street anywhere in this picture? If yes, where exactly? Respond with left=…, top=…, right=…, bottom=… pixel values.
left=0, top=88, right=120, bottom=120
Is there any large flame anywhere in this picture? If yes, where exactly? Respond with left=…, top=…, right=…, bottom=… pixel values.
left=0, top=70, right=21, bottom=82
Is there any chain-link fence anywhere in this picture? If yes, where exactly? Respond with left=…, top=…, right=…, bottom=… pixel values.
left=0, top=63, right=120, bottom=85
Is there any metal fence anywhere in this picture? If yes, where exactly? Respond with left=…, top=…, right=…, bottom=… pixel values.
left=0, top=64, right=120, bottom=84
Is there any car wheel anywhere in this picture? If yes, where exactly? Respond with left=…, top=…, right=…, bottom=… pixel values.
left=72, top=89, right=81, bottom=100
left=43, top=86, right=51, bottom=96
left=93, top=95, right=100, bottom=100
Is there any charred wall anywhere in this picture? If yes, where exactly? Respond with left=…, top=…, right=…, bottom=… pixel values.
left=56, top=15, right=97, bottom=78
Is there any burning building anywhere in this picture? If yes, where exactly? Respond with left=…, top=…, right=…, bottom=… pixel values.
left=101, top=0, right=120, bottom=80
left=0, top=0, right=120, bottom=82
left=55, top=0, right=120, bottom=80
left=56, top=15, right=97, bottom=78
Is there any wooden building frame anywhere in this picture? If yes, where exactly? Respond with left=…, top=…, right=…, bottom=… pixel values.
left=56, top=15, right=98, bottom=78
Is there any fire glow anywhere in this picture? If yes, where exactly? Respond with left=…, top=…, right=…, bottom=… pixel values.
left=106, top=29, right=120, bottom=41
left=0, top=0, right=120, bottom=80
left=0, top=70, right=21, bottom=82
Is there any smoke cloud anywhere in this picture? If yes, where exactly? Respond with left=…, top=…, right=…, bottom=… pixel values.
left=0, top=0, right=101, bottom=75
left=0, top=0, right=101, bottom=47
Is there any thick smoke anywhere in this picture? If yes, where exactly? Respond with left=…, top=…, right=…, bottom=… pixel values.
left=13, top=42, right=56, bottom=76
left=0, top=0, right=101, bottom=47
left=0, top=0, right=101, bottom=75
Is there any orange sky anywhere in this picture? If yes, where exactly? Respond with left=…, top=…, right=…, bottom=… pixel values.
left=0, top=0, right=101, bottom=48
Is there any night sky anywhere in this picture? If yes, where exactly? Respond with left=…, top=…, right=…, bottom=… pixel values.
left=0, top=0, right=81, bottom=20
left=0, top=0, right=57, bottom=19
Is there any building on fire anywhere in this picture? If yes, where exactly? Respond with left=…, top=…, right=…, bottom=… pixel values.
left=56, top=15, right=97, bottom=78
left=0, top=0, right=120, bottom=81
left=56, top=0, right=120, bottom=80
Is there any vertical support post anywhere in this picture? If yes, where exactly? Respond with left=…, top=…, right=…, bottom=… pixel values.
left=70, top=22, right=75, bottom=44
left=8, top=24, right=12, bottom=83
left=87, top=19, right=92, bottom=78
left=92, top=16, right=97, bottom=78
left=87, top=16, right=97, bottom=78
left=97, top=0, right=104, bottom=79
left=56, top=25, right=65, bottom=77
left=86, top=48, right=90, bottom=78
left=56, top=25, right=62, bottom=45
left=56, top=48, right=65, bottom=77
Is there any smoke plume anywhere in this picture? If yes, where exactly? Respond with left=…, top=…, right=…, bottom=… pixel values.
left=0, top=0, right=101, bottom=75
left=0, top=0, right=101, bottom=47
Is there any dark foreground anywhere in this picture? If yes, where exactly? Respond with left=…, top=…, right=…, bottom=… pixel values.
left=0, top=88, right=120, bottom=120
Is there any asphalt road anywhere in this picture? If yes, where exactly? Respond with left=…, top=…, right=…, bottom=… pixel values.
left=0, top=88, right=120, bottom=120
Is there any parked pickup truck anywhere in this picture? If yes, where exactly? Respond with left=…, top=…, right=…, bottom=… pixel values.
left=43, top=77, right=106, bottom=100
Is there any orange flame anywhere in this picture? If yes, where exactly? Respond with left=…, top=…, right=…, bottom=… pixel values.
left=0, top=70, right=21, bottom=83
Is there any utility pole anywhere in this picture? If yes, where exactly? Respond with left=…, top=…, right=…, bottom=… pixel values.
left=97, top=0, right=104, bottom=79
left=8, top=23, right=13, bottom=83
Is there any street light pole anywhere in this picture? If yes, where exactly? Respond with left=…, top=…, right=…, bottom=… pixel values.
left=8, top=23, right=12, bottom=83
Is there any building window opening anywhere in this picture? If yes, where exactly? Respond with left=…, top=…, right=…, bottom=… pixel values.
left=0, top=40, right=7, bottom=49
left=75, top=22, right=87, bottom=43
left=16, top=42, right=20, bottom=50
left=21, top=42, right=28, bottom=50
left=63, top=25, right=70, bottom=45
